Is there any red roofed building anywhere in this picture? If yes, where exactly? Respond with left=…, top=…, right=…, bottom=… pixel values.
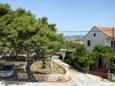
left=84, top=26, right=115, bottom=78
left=84, top=26, right=115, bottom=52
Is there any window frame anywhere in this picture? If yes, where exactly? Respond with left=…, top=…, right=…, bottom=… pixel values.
left=94, top=33, right=96, bottom=37
left=87, top=40, right=91, bottom=46
left=111, top=41, right=115, bottom=47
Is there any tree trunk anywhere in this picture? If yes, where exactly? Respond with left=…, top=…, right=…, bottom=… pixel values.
left=25, top=57, right=36, bottom=81
left=42, top=59, right=46, bottom=68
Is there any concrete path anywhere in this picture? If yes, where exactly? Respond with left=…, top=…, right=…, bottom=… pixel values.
left=52, top=55, right=115, bottom=86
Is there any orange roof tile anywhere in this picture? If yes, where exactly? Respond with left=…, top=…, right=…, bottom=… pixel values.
left=97, top=26, right=115, bottom=37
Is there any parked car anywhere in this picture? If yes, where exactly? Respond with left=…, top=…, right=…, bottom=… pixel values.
left=0, top=63, right=15, bottom=78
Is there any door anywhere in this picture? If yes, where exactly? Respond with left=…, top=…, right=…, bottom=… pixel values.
left=98, top=57, right=103, bottom=68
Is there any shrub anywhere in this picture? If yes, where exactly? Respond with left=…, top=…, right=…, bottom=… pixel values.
left=65, top=44, right=93, bottom=72
left=110, top=64, right=115, bottom=74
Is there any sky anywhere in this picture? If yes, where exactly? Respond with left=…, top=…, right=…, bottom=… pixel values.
left=0, top=0, right=115, bottom=35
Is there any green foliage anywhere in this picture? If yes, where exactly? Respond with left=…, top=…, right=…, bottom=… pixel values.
left=75, top=45, right=93, bottom=67
left=0, top=3, right=11, bottom=16
left=0, top=3, right=64, bottom=59
left=110, top=63, right=115, bottom=74
left=65, top=44, right=93, bottom=71
left=92, top=45, right=114, bottom=60
left=15, top=8, right=26, bottom=16
left=61, top=40, right=76, bottom=49
left=64, top=43, right=114, bottom=72
left=73, top=45, right=93, bottom=67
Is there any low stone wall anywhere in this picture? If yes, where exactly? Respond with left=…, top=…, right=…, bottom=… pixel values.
left=18, top=72, right=70, bottom=82
left=17, top=73, right=47, bottom=81
left=17, top=61, right=71, bottom=82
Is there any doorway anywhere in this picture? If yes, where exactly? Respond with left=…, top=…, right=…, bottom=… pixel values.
left=98, top=57, right=103, bottom=68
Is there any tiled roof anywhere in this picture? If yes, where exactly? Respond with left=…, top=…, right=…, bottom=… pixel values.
left=97, top=26, right=115, bottom=37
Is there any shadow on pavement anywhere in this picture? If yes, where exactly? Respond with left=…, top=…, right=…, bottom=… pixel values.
left=1, top=80, right=25, bottom=86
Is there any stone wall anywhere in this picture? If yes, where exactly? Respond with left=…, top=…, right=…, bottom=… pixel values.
left=17, top=61, right=71, bottom=82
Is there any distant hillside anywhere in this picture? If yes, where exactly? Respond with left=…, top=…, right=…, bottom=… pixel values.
left=64, top=35, right=84, bottom=41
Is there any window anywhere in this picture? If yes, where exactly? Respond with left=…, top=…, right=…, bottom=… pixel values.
left=94, top=33, right=96, bottom=37
left=87, top=40, right=91, bottom=46
left=111, top=41, right=113, bottom=47
left=111, top=41, right=115, bottom=47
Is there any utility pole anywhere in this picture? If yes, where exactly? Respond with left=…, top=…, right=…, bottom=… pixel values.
left=112, top=27, right=114, bottom=63
left=108, top=27, right=114, bottom=79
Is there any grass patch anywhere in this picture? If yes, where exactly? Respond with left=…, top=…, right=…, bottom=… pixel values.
left=31, top=61, right=65, bottom=74
left=52, top=62, right=65, bottom=74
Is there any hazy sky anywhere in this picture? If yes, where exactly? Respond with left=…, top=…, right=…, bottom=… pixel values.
left=0, top=0, right=115, bottom=35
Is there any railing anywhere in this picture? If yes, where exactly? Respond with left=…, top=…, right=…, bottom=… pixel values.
left=89, top=66, right=108, bottom=78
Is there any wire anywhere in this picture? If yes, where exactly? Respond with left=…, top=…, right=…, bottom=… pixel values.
left=58, top=30, right=115, bottom=33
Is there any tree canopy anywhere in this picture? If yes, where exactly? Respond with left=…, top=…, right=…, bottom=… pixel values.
left=92, top=45, right=114, bottom=60
left=0, top=3, right=64, bottom=58
left=65, top=44, right=93, bottom=71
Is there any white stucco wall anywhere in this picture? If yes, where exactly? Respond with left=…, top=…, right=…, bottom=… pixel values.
left=84, top=26, right=111, bottom=52
left=105, top=38, right=112, bottom=46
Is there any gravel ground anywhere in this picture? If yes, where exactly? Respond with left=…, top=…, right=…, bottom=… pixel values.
left=0, top=80, right=73, bottom=86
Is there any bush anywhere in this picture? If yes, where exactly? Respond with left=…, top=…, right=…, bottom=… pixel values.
left=110, top=64, right=115, bottom=74
left=64, top=44, right=93, bottom=72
